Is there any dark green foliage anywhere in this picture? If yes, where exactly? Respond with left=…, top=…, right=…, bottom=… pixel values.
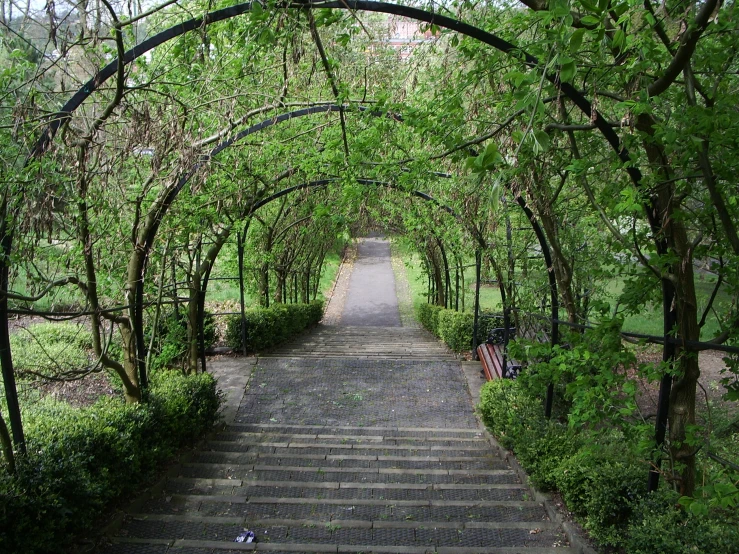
left=476, top=313, right=505, bottom=345
left=0, top=371, right=221, bottom=554
left=417, top=304, right=474, bottom=353
left=626, top=490, right=739, bottom=554
left=480, top=379, right=580, bottom=489
left=437, top=310, right=474, bottom=352
left=478, top=378, right=545, bottom=450
left=225, top=300, right=324, bottom=352
left=150, top=309, right=217, bottom=370
left=552, top=445, right=645, bottom=545
left=477, top=378, right=738, bottom=552
left=416, top=303, right=443, bottom=335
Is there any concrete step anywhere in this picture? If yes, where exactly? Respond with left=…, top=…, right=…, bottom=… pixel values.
left=213, top=430, right=492, bottom=447
left=113, top=513, right=567, bottom=551
left=188, top=452, right=508, bottom=470
left=103, top=422, right=572, bottom=553
left=99, top=389, right=574, bottom=552
left=262, top=325, right=459, bottom=361
left=228, top=424, right=487, bottom=438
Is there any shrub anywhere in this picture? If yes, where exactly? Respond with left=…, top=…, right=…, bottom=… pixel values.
left=225, top=300, right=324, bottom=352
left=626, top=490, right=739, bottom=553
left=149, top=309, right=218, bottom=370
left=416, top=303, right=443, bottom=335
left=0, top=371, right=221, bottom=554
left=479, top=379, right=543, bottom=450
left=552, top=445, right=645, bottom=545
left=418, top=304, right=478, bottom=353
left=437, top=310, right=474, bottom=352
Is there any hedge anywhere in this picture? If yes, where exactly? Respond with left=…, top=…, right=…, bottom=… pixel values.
left=478, top=379, right=739, bottom=552
left=225, top=300, right=324, bottom=352
left=0, top=371, right=221, bottom=554
left=417, top=304, right=476, bottom=353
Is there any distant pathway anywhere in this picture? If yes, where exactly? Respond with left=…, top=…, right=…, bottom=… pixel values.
left=98, top=235, right=581, bottom=554
left=341, top=237, right=401, bottom=327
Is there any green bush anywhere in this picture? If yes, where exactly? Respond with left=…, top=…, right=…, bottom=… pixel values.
left=417, top=304, right=477, bottom=353
left=149, top=309, right=217, bottom=370
left=479, top=379, right=544, bottom=450
left=10, top=322, right=93, bottom=376
left=0, top=371, right=221, bottom=554
left=626, top=490, right=739, bottom=553
left=479, top=379, right=579, bottom=489
left=478, top=378, right=739, bottom=552
left=553, top=445, right=645, bottom=545
left=416, top=303, right=443, bottom=335
left=225, top=300, right=323, bottom=352
left=437, top=310, right=474, bottom=352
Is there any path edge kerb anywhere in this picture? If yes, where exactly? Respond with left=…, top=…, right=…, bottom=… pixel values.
left=462, top=363, right=599, bottom=554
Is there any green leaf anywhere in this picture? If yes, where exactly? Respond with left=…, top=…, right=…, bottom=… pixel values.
left=560, top=60, right=577, bottom=82
left=613, top=2, right=629, bottom=17
left=569, top=28, right=586, bottom=53
left=578, top=0, right=599, bottom=12
left=580, top=15, right=601, bottom=26
left=612, top=29, right=626, bottom=51
left=533, top=130, right=551, bottom=153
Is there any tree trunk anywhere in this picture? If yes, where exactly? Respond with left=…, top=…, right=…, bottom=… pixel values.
left=119, top=324, right=141, bottom=404
left=0, top=409, right=15, bottom=474
left=187, top=274, right=201, bottom=374
left=637, top=113, right=701, bottom=495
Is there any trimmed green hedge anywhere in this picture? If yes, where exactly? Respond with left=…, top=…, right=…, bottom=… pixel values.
left=437, top=310, right=474, bottom=352
left=417, top=303, right=444, bottom=335
left=225, top=300, right=324, bottom=352
left=0, top=371, right=221, bottom=554
left=417, top=304, right=474, bottom=353
left=478, top=379, right=739, bottom=552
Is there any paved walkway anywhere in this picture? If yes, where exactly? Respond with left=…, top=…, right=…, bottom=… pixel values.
left=340, top=237, right=401, bottom=327
left=98, top=237, right=581, bottom=554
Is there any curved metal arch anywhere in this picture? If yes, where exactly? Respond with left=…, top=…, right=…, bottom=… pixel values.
left=248, top=178, right=459, bottom=217
left=24, top=0, right=651, bottom=393
left=31, top=1, right=642, bottom=192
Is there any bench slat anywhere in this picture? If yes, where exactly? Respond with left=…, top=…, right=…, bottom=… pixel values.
left=477, top=343, right=522, bottom=381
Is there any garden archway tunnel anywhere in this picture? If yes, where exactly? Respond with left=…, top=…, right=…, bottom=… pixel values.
left=0, top=0, right=699, bottom=494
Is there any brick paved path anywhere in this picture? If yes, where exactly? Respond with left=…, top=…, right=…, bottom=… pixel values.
left=99, top=237, right=577, bottom=554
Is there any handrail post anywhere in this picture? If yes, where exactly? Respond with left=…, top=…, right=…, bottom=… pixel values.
left=472, top=248, right=482, bottom=361
left=237, top=230, right=248, bottom=356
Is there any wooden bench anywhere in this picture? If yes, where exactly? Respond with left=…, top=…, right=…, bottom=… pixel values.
left=477, top=327, right=523, bottom=380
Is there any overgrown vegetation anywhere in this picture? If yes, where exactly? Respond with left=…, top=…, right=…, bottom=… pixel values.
left=0, top=370, right=221, bottom=554
left=479, top=331, right=739, bottom=552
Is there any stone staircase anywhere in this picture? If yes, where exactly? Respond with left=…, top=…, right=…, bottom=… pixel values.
left=109, top=423, right=574, bottom=553
left=101, top=320, right=580, bottom=553
left=263, top=325, right=457, bottom=361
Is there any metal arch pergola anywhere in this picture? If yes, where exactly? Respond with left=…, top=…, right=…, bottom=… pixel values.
left=0, top=1, right=676, bottom=489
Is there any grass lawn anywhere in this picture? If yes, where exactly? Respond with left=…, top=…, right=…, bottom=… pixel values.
left=206, top=250, right=344, bottom=310
left=392, top=239, right=730, bottom=341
